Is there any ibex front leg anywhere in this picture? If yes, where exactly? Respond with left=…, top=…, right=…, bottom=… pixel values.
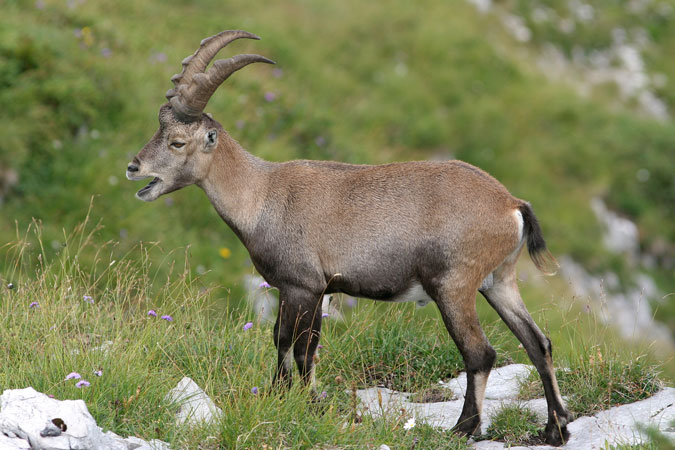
left=272, top=287, right=323, bottom=392
left=272, top=300, right=294, bottom=389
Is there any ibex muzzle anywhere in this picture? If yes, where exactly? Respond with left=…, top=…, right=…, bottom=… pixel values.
left=126, top=30, right=571, bottom=445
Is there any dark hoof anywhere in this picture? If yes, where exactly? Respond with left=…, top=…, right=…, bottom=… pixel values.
left=544, top=421, right=570, bottom=446
left=452, top=416, right=481, bottom=438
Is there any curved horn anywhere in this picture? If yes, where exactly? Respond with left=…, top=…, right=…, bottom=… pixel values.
left=166, top=30, right=275, bottom=122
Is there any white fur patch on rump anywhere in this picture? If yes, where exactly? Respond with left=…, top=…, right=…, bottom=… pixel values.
left=513, top=208, right=524, bottom=243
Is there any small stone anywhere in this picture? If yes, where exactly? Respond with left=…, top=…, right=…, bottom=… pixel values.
left=165, top=377, right=222, bottom=426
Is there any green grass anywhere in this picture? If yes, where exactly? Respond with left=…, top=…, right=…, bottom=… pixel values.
left=610, top=444, right=661, bottom=450
left=514, top=280, right=665, bottom=417
left=484, top=403, right=542, bottom=446
left=0, top=219, right=478, bottom=448
left=322, top=303, right=468, bottom=392
left=609, top=424, right=675, bottom=450
left=0, top=218, right=668, bottom=449
left=518, top=346, right=663, bottom=417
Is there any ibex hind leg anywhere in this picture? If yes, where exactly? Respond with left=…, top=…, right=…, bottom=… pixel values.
left=480, top=267, right=570, bottom=446
left=432, top=281, right=496, bottom=437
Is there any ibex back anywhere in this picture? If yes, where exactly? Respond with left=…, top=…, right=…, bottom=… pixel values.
left=126, top=30, right=570, bottom=445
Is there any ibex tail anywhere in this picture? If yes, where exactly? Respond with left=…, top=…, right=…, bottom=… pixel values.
left=520, top=202, right=559, bottom=276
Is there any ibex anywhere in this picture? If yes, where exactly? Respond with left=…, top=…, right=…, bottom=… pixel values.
left=126, top=30, right=570, bottom=445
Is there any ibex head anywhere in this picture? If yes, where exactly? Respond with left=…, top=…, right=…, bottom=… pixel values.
left=126, top=30, right=274, bottom=201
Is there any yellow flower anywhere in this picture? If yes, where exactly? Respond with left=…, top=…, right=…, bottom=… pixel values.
left=81, top=26, right=94, bottom=47
left=219, top=247, right=231, bottom=259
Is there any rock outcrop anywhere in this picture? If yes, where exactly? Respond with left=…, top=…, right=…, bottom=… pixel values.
left=358, top=364, right=675, bottom=449
left=0, top=388, right=169, bottom=450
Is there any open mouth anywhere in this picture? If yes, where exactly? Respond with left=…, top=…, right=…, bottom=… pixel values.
left=136, top=177, right=162, bottom=198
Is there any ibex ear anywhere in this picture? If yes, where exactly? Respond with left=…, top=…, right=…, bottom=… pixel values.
left=203, top=129, right=218, bottom=153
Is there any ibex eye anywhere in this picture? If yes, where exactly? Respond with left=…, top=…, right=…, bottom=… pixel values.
left=171, top=142, right=185, bottom=149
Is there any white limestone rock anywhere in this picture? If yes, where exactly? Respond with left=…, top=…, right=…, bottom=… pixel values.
left=590, top=197, right=639, bottom=256
left=444, top=363, right=532, bottom=400
left=561, top=387, right=675, bottom=449
left=0, top=387, right=170, bottom=450
left=165, top=377, right=222, bottom=426
left=120, top=435, right=173, bottom=450
left=0, top=387, right=126, bottom=450
left=357, top=364, right=675, bottom=449
left=0, top=432, right=30, bottom=450
left=473, top=388, right=675, bottom=449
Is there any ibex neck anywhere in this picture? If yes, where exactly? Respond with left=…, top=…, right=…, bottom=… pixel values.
left=198, top=133, right=270, bottom=239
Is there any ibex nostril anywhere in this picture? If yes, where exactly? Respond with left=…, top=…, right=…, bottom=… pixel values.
left=127, top=164, right=139, bottom=172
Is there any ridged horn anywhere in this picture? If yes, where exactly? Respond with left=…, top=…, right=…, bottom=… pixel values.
left=166, top=30, right=275, bottom=122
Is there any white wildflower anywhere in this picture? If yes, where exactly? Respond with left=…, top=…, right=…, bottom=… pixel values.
left=403, top=417, right=416, bottom=430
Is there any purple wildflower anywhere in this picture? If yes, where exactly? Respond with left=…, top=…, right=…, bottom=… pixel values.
left=150, top=52, right=167, bottom=63
left=83, top=295, right=94, bottom=304
left=258, top=281, right=271, bottom=289
left=320, top=391, right=327, bottom=399
left=315, top=136, right=326, bottom=147
left=161, top=315, right=173, bottom=322
left=100, top=47, right=112, bottom=58
left=29, top=301, right=39, bottom=309
left=94, top=370, right=103, bottom=377
left=75, top=380, right=90, bottom=388
left=317, top=344, right=324, bottom=349
left=321, top=312, right=329, bottom=318
left=243, top=322, right=253, bottom=331
left=264, top=91, right=277, bottom=102
left=147, top=310, right=157, bottom=317
left=251, top=387, right=258, bottom=395
left=65, top=372, right=81, bottom=380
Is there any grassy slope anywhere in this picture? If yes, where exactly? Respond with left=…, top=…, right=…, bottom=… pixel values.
left=0, top=224, right=664, bottom=449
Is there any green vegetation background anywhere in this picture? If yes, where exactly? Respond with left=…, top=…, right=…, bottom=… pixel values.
left=1, top=1, right=673, bottom=357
